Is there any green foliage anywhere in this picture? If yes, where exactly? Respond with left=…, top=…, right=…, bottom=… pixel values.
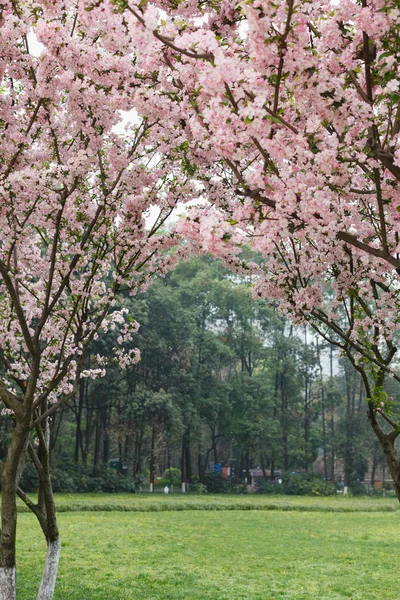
left=19, top=463, right=39, bottom=493
left=203, top=472, right=242, bottom=493
left=30, top=254, right=398, bottom=499
left=161, top=467, right=181, bottom=485
left=281, top=472, right=336, bottom=496
left=256, top=479, right=284, bottom=494
left=159, top=478, right=180, bottom=487
left=349, top=479, right=368, bottom=496
left=255, top=473, right=336, bottom=496
left=204, top=472, right=229, bottom=493
left=42, top=463, right=137, bottom=494
left=189, top=482, right=207, bottom=494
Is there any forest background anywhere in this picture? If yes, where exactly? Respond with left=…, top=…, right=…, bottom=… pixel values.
left=5, top=254, right=393, bottom=498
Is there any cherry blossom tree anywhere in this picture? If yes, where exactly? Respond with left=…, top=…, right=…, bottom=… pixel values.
left=2, top=0, right=400, bottom=597
left=0, top=2, right=199, bottom=598
left=106, top=0, right=400, bottom=498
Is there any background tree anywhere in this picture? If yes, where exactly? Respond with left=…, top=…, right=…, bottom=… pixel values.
left=37, top=255, right=390, bottom=496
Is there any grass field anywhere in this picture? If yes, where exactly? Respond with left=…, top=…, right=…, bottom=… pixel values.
left=15, top=495, right=400, bottom=599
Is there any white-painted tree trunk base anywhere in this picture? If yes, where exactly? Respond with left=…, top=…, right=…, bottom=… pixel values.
left=37, top=539, right=61, bottom=600
left=0, top=567, right=16, bottom=600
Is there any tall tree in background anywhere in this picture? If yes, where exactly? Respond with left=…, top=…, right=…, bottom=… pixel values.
left=31, top=255, right=387, bottom=495
left=52, top=256, right=328, bottom=485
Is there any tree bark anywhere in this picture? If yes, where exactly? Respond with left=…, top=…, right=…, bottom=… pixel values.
left=303, top=326, right=310, bottom=473
left=370, top=441, right=379, bottom=488
left=0, top=419, right=30, bottom=600
left=150, top=427, right=156, bottom=488
left=343, top=363, right=354, bottom=487
left=0, top=567, right=16, bottom=600
left=185, top=439, right=192, bottom=483
left=317, top=339, right=329, bottom=481
left=74, top=379, right=85, bottom=463
left=37, top=539, right=61, bottom=600
left=210, top=425, right=218, bottom=465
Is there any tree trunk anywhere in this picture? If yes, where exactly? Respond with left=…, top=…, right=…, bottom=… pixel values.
left=317, top=339, right=329, bottom=481
left=370, top=441, right=379, bottom=488
left=125, top=434, right=133, bottom=476
left=185, top=440, right=192, bottom=483
left=210, top=425, right=218, bottom=465
left=197, top=451, right=204, bottom=483
left=74, top=379, right=85, bottom=463
left=0, top=568, right=16, bottom=600
left=329, top=344, right=335, bottom=482
left=260, top=453, right=268, bottom=480
left=343, top=364, right=353, bottom=487
left=280, top=376, right=289, bottom=472
left=181, top=441, right=185, bottom=484
left=245, top=448, right=251, bottom=486
left=102, top=406, right=110, bottom=465
left=37, top=539, right=61, bottom=600
left=303, top=326, right=310, bottom=473
left=371, top=428, right=400, bottom=501
left=0, top=420, right=29, bottom=600
left=92, top=413, right=101, bottom=474
left=150, top=428, right=156, bottom=489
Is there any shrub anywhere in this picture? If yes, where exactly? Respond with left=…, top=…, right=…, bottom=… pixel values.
left=161, top=468, right=181, bottom=486
left=256, top=479, right=284, bottom=495
left=349, top=479, right=367, bottom=496
left=189, top=482, right=207, bottom=494
left=282, top=473, right=336, bottom=496
left=49, top=462, right=136, bottom=493
left=204, top=472, right=228, bottom=493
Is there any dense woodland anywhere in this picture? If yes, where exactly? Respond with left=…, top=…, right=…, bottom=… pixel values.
left=1, top=256, right=395, bottom=494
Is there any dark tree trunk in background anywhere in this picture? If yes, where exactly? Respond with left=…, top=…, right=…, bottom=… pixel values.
left=260, top=453, right=268, bottom=480
left=49, top=408, right=64, bottom=465
left=181, top=441, right=185, bottom=484
left=181, top=434, right=192, bottom=484
left=303, top=326, right=310, bottom=473
left=150, top=428, right=156, bottom=488
left=185, top=441, right=192, bottom=483
left=370, top=440, right=380, bottom=488
left=245, top=448, right=251, bottom=486
left=133, top=429, right=144, bottom=477
left=74, top=379, right=85, bottom=464
left=280, top=375, right=289, bottom=472
left=102, top=406, right=111, bottom=465
left=197, top=451, right=204, bottom=483
left=317, top=339, right=329, bottom=481
left=270, top=456, right=275, bottom=481
left=329, top=344, right=335, bottom=482
left=210, top=425, right=218, bottom=465
left=344, top=363, right=355, bottom=487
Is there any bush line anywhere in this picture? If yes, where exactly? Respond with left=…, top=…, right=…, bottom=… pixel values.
left=15, top=502, right=399, bottom=514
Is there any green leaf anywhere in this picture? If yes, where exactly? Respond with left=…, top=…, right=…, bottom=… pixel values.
left=264, top=114, right=282, bottom=125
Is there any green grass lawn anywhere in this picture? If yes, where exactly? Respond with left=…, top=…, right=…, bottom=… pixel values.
left=16, top=492, right=400, bottom=513
left=16, top=499, right=400, bottom=599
